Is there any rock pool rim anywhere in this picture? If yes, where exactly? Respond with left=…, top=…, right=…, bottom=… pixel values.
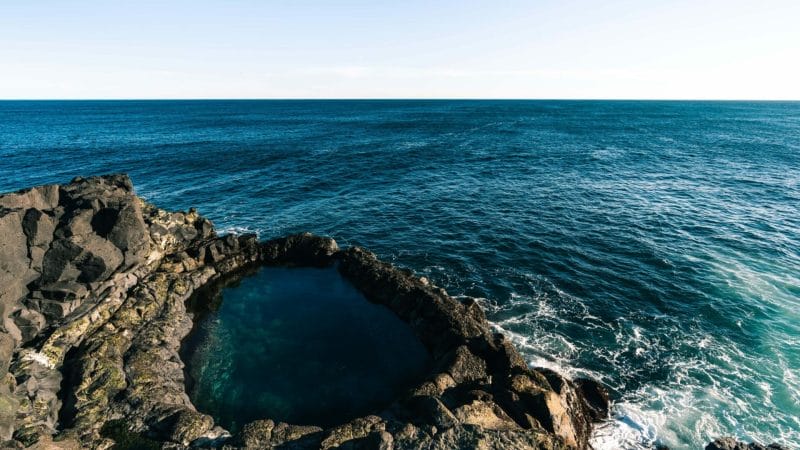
left=172, top=234, right=524, bottom=439
left=2, top=174, right=614, bottom=450
left=4, top=175, right=782, bottom=449
left=183, top=232, right=611, bottom=448
left=179, top=264, right=434, bottom=431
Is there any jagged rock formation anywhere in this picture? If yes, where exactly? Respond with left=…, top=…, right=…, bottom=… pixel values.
left=705, top=438, right=789, bottom=450
left=0, top=175, right=611, bottom=449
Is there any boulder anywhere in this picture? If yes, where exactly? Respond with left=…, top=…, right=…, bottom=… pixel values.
left=442, top=345, right=489, bottom=384
left=338, top=430, right=394, bottom=450
left=0, top=211, right=34, bottom=346
left=428, top=424, right=560, bottom=450
left=706, top=437, right=790, bottom=450
left=10, top=309, right=45, bottom=344
left=261, top=232, right=339, bottom=266
left=0, top=387, right=19, bottom=442
left=319, top=415, right=385, bottom=448
left=233, top=419, right=323, bottom=448
left=398, top=395, right=459, bottom=429
left=38, top=240, right=82, bottom=285
left=0, top=185, right=59, bottom=211
left=40, top=234, right=123, bottom=286
left=575, top=378, right=610, bottom=421
left=233, top=419, right=276, bottom=448
left=151, top=408, right=214, bottom=447
left=104, top=203, right=150, bottom=265
left=451, top=400, right=520, bottom=430
left=0, top=210, right=32, bottom=305
left=0, top=333, right=14, bottom=376
left=21, top=209, right=55, bottom=249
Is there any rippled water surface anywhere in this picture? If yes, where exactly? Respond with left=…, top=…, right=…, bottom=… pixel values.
left=1, top=100, right=798, bottom=448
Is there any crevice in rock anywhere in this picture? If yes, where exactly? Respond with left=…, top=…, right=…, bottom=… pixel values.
left=90, top=208, right=120, bottom=238
left=55, top=345, right=81, bottom=431
left=100, top=419, right=161, bottom=450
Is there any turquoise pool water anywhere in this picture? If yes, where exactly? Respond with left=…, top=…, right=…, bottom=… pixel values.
left=180, top=266, right=431, bottom=432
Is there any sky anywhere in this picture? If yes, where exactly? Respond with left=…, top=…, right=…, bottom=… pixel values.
left=1, top=0, right=799, bottom=99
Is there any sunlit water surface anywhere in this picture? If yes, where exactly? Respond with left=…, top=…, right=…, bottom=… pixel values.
left=1, top=100, right=798, bottom=448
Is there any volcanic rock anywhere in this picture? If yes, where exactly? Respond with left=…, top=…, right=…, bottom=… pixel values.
left=706, top=437, right=790, bottom=450
left=0, top=175, right=611, bottom=449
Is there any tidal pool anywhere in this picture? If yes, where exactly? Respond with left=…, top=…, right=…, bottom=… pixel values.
left=181, top=266, right=431, bottom=433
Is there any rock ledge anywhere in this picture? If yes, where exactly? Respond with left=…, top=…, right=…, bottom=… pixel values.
left=2, top=174, right=609, bottom=449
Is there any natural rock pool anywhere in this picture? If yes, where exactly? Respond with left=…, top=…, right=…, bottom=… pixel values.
left=181, top=266, right=432, bottom=433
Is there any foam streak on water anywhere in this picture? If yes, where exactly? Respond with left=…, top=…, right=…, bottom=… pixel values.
left=1, top=100, right=798, bottom=449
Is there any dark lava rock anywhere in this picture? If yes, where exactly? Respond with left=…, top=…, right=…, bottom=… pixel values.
left=0, top=174, right=612, bottom=449
left=261, top=232, right=339, bottom=266
left=706, top=437, right=790, bottom=450
left=574, top=378, right=610, bottom=422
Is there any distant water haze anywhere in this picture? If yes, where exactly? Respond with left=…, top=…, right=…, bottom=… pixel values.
left=0, top=100, right=798, bottom=449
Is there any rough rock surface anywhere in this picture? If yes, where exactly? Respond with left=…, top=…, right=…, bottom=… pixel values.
left=705, top=438, right=789, bottom=450
left=0, top=175, right=614, bottom=449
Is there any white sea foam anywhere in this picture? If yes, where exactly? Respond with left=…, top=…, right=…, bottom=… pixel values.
left=483, top=273, right=800, bottom=450
left=218, top=225, right=260, bottom=236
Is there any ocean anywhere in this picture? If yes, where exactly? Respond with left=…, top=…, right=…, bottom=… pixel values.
left=1, top=100, right=798, bottom=449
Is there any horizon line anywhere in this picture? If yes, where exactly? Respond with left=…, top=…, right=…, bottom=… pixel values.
left=2, top=98, right=800, bottom=102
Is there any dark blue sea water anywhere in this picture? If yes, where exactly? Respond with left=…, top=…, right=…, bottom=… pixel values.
left=1, top=100, right=798, bottom=449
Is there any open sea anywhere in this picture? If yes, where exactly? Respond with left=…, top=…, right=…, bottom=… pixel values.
left=1, top=100, right=798, bottom=449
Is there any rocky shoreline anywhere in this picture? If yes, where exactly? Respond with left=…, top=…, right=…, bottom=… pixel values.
left=0, top=175, right=788, bottom=450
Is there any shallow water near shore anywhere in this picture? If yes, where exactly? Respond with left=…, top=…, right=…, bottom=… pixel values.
left=180, top=266, right=431, bottom=432
left=1, top=100, right=798, bottom=448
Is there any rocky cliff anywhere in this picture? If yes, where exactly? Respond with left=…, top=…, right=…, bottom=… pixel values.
left=1, top=174, right=608, bottom=449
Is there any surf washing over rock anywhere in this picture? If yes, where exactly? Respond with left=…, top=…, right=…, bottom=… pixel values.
left=0, top=175, right=785, bottom=450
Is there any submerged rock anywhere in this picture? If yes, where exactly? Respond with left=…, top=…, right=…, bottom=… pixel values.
left=705, top=437, right=790, bottom=450
left=0, top=174, right=611, bottom=449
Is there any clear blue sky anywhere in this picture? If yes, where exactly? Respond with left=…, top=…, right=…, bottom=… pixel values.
left=2, top=0, right=798, bottom=99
